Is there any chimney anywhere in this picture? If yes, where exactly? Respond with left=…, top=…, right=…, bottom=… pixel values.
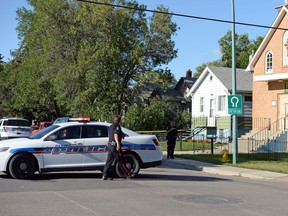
left=186, top=69, right=192, bottom=78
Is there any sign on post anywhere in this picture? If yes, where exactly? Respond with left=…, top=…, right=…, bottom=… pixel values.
left=228, top=95, right=242, bottom=115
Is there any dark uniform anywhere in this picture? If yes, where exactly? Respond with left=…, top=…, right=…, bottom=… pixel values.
left=102, top=122, right=130, bottom=179
left=166, top=123, right=178, bottom=159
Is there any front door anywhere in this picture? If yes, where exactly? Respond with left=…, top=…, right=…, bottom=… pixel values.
left=278, top=94, right=288, bottom=130
left=208, top=98, right=215, bottom=126
left=43, top=126, right=84, bottom=169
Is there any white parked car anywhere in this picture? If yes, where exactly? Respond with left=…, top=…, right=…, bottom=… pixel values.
left=0, top=119, right=162, bottom=179
left=0, top=118, right=31, bottom=140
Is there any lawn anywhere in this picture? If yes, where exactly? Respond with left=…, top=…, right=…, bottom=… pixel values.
left=160, top=141, right=288, bottom=174
left=174, top=154, right=288, bottom=174
left=160, top=141, right=225, bottom=151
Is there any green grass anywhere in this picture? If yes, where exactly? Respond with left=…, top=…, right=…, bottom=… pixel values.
left=160, top=141, right=288, bottom=174
left=160, top=141, right=225, bottom=151
left=174, top=154, right=288, bottom=174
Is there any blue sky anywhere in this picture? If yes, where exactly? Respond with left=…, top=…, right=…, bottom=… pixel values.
left=0, top=0, right=285, bottom=79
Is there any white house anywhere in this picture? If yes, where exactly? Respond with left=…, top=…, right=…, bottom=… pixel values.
left=186, top=66, right=253, bottom=140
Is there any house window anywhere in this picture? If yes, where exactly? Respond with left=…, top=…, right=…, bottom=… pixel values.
left=218, top=95, right=226, bottom=111
left=200, top=97, right=204, bottom=112
left=209, top=99, right=214, bottom=117
left=209, top=75, right=213, bottom=81
left=283, top=31, right=288, bottom=66
left=265, top=51, right=273, bottom=73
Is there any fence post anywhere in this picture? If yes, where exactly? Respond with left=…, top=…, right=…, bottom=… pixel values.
left=180, top=133, right=182, bottom=151
left=248, top=138, right=250, bottom=159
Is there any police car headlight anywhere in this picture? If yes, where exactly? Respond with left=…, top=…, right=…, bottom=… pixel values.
left=0, top=147, right=9, bottom=152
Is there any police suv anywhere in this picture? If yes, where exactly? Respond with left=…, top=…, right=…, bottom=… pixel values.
left=0, top=118, right=163, bottom=179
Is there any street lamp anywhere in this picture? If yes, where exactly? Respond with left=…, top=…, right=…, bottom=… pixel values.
left=231, top=0, right=238, bottom=164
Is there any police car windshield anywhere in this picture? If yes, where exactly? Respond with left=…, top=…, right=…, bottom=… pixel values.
left=29, top=125, right=60, bottom=139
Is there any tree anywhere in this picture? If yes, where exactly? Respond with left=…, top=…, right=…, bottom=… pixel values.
left=218, top=30, right=264, bottom=68
left=137, top=68, right=176, bottom=88
left=0, top=53, right=5, bottom=76
left=7, top=0, right=178, bottom=121
left=194, top=30, right=263, bottom=77
left=0, top=54, right=9, bottom=117
left=124, top=99, right=175, bottom=131
left=124, top=98, right=190, bottom=131
left=193, top=60, right=223, bottom=78
left=175, top=110, right=191, bottom=129
left=0, top=54, right=4, bottom=71
left=122, top=104, right=143, bottom=130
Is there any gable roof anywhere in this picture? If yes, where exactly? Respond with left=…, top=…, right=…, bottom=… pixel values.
left=134, top=82, right=184, bottom=103
left=175, top=77, right=197, bottom=90
left=134, top=83, right=162, bottom=103
left=211, top=66, right=252, bottom=92
left=187, top=66, right=252, bottom=96
left=246, top=5, right=288, bottom=71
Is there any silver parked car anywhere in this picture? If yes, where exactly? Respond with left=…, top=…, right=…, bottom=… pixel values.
left=0, top=118, right=31, bottom=140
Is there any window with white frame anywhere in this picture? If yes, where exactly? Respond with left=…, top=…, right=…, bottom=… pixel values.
left=218, top=95, right=226, bottom=111
left=283, top=31, right=288, bottom=66
left=200, top=97, right=204, bottom=112
left=265, top=51, right=273, bottom=73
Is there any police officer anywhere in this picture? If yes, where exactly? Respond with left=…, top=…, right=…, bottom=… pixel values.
left=102, top=115, right=130, bottom=180
left=166, top=121, right=178, bottom=159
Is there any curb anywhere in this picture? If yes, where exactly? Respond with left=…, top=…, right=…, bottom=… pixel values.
left=162, top=157, right=288, bottom=181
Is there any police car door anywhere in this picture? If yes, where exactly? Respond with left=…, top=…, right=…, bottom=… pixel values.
left=43, top=125, right=84, bottom=169
left=82, top=125, right=109, bottom=168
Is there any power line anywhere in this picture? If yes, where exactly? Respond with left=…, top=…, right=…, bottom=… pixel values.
left=76, top=0, right=288, bottom=31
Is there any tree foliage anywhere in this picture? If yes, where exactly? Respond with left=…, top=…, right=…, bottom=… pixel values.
left=194, top=30, right=263, bottom=77
left=124, top=98, right=190, bottom=131
left=218, top=30, right=264, bottom=68
left=137, top=68, right=176, bottom=88
left=0, top=54, right=4, bottom=70
left=193, top=60, right=223, bottom=78
left=1, top=0, right=178, bottom=122
left=124, top=99, right=174, bottom=131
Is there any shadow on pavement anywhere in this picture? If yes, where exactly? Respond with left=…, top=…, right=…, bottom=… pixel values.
left=136, top=173, right=231, bottom=182
left=0, top=171, right=231, bottom=182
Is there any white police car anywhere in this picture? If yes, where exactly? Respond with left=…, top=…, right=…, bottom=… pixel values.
left=0, top=118, right=163, bottom=179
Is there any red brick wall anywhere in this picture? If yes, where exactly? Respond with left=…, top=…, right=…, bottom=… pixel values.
left=253, top=13, right=288, bottom=128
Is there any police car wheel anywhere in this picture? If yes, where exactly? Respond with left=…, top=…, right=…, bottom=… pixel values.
left=8, top=153, right=37, bottom=179
left=116, top=154, right=140, bottom=178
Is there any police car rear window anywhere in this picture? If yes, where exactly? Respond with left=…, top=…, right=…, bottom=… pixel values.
left=4, top=120, right=30, bottom=127
left=82, top=125, right=109, bottom=138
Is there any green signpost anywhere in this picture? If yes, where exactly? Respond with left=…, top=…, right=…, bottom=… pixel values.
left=228, top=95, right=242, bottom=115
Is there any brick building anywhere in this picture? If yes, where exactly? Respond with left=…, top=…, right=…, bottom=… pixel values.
left=246, top=1, right=288, bottom=130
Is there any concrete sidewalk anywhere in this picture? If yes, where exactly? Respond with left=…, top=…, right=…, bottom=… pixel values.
left=162, top=152, right=288, bottom=182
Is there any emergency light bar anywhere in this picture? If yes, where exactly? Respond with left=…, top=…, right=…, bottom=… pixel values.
left=69, top=117, right=91, bottom=122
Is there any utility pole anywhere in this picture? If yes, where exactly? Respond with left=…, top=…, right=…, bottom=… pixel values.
left=231, top=0, right=238, bottom=164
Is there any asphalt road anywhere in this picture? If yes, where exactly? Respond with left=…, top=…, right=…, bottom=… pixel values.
left=0, top=164, right=287, bottom=216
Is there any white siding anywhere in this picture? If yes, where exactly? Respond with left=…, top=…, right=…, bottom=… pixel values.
left=192, top=73, right=229, bottom=117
